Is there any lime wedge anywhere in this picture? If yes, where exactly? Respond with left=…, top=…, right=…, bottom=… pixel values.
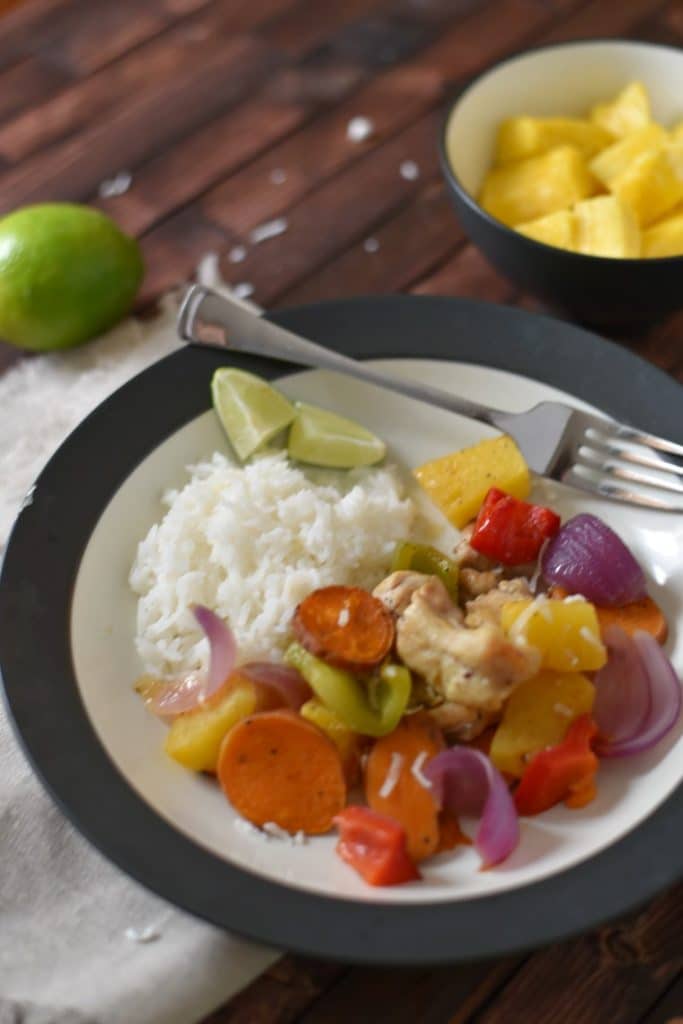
left=287, top=402, right=386, bottom=468
left=211, top=368, right=296, bottom=461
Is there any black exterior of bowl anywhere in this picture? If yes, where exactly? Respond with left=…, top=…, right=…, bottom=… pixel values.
left=439, top=111, right=683, bottom=330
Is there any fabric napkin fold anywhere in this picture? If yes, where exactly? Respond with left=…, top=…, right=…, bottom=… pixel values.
left=0, top=295, right=278, bottom=1023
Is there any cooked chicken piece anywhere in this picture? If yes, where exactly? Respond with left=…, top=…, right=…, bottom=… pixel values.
left=427, top=702, right=499, bottom=742
left=373, top=571, right=462, bottom=623
left=459, top=567, right=502, bottom=601
left=465, top=577, right=533, bottom=628
left=396, top=585, right=540, bottom=712
left=453, top=524, right=494, bottom=572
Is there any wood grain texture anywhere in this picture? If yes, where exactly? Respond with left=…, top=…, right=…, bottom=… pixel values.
left=0, top=2, right=681, bottom=1023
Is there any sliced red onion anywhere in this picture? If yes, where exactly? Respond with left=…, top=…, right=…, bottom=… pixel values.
left=593, top=626, right=650, bottom=747
left=541, top=514, right=646, bottom=607
left=238, top=662, right=311, bottom=710
left=596, top=627, right=681, bottom=757
left=424, top=748, right=519, bottom=867
left=137, top=606, right=237, bottom=717
left=192, top=604, right=237, bottom=698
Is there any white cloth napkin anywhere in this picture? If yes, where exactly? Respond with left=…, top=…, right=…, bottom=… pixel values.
left=0, top=296, right=278, bottom=1023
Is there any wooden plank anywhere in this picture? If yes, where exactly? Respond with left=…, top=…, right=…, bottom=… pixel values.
left=0, top=33, right=280, bottom=215
left=639, top=974, right=683, bottom=1024
left=0, top=0, right=299, bottom=165
left=203, top=62, right=444, bottom=237
left=541, top=0, right=668, bottom=43
left=296, top=958, right=522, bottom=1024
left=203, top=957, right=346, bottom=1024
left=0, top=57, right=72, bottom=126
left=262, top=0, right=398, bottom=58
left=282, top=182, right=462, bottom=305
left=205, top=111, right=442, bottom=305
left=470, top=886, right=683, bottom=1024
left=412, top=243, right=516, bottom=304
left=137, top=208, right=233, bottom=307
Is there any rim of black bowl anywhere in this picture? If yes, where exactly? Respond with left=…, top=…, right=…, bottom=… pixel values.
left=439, top=37, right=683, bottom=267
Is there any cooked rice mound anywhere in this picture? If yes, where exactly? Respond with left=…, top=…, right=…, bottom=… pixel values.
left=130, top=452, right=416, bottom=677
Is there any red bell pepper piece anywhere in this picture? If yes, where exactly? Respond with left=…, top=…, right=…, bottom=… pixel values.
left=333, top=806, right=421, bottom=886
left=514, top=715, right=599, bottom=816
left=470, top=487, right=561, bottom=565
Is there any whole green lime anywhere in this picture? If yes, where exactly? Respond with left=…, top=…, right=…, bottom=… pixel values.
left=0, top=203, right=144, bottom=351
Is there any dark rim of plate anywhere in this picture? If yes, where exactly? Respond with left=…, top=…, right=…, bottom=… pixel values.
left=439, top=38, right=683, bottom=266
left=0, top=295, right=681, bottom=965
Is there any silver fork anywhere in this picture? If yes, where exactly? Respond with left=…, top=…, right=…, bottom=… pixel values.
left=178, top=285, right=683, bottom=513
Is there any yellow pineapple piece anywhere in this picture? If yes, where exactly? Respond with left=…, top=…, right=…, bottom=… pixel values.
left=589, top=124, right=667, bottom=188
left=517, top=209, right=576, bottom=250
left=479, top=145, right=598, bottom=227
left=501, top=595, right=607, bottom=673
left=573, top=195, right=640, bottom=257
left=642, top=204, right=683, bottom=257
left=490, top=670, right=595, bottom=778
left=495, top=117, right=613, bottom=164
left=165, top=682, right=259, bottom=772
left=612, top=143, right=683, bottom=226
left=414, top=435, right=530, bottom=530
left=591, top=81, right=651, bottom=138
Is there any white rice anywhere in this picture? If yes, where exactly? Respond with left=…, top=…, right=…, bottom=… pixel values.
left=130, top=451, right=416, bottom=678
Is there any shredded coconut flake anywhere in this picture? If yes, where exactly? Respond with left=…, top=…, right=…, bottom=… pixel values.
left=232, top=281, right=255, bottom=300
left=411, top=751, right=432, bottom=789
left=564, top=594, right=587, bottom=604
left=399, top=160, right=419, bottom=181
left=580, top=625, right=603, bottom=648
left=379, top=752, right=404, bottom=798
left=98, top=170, right=132, bottom=198
left=363, top=237, right=380, bottom=253
left=337, top=606, right=350, bottom=627
left=233, top=817, right=261, bottom=839
left=228, top=245, right=247, bottom=264
left=249, top=217, right=288, bottom=245
left=554, top=703, right=574, bottom=717
left=347, top=116, right=374, bottom=142
left=262, top=821, right=308, bottom=844
left=510, top=594, right=548, bottom=640
left=564, top=649, right=580, bottom=668
left=270, top=168, right=287, bottom=184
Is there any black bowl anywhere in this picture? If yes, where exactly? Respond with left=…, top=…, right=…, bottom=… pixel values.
left=439, top=40, right=683, bottom=329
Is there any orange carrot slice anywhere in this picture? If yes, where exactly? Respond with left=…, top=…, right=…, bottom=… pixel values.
left=293, top=585, right=394, bottom=671
left=551, top=586, right=667, bottom=643
left=217, top=709, right=347, bottom=835
left=365, top=712, right=444, bottom=862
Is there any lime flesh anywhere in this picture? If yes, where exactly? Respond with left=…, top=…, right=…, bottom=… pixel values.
left=0, top=203, right=143, bottom=351
left=211, top=368, right=296, bottom=461
left=287, top=402, right=386, bottom=468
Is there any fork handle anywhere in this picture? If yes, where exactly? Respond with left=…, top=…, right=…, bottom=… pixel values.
left=178, top=285, right=504, bottom=428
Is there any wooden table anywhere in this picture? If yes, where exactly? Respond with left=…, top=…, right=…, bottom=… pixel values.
left=1, top=0, right=681, bottom=1019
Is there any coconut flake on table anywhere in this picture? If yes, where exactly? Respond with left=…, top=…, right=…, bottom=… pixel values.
left=97, top=170, right=132, bottom=198
left=346, top=116, right=374, bottom=142
left=363, top=237, right=380, bottom=253
left=269, top=168, right=287, bottom=185
left=399, top=160, right=420, bottom=181
left=228, top=245, right=247, bottom=264
left=249, top=218, right=288, bottom=245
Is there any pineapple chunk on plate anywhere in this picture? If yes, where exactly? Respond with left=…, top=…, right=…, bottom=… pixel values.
left=573, top=195, right=640, bottom=258
left=495, top=117, right=612, bottom=164
left=479, top=145, right=598, bottom=227
left=591, top=81, right=651, bottom=138
left=642, top=205, right=683, bottom=257
left=612, top=143, right=683, bottom=226
left=413, top=434, right=529, bottom=530
left=589, top=124, right=667, bottom=189
left=517, top=209, right=576, bottom=250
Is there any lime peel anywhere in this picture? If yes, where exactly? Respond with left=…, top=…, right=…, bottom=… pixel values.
left=287, top=401, right=386, bottom=468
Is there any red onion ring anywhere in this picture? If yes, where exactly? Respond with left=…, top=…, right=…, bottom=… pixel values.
left=237, top=662, right=311, bottom=710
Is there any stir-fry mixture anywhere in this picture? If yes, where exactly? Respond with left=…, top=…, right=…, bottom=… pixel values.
left=134, top=382, right=681, bottom=887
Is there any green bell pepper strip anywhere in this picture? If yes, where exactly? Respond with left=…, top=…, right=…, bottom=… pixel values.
left=391, top=541, right=459, bottom=600
left=284, top=643, right=411, bottom=737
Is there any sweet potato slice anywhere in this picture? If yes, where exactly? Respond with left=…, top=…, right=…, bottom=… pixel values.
left=293, top=585, right=394, bottom=671
left=217, top=709, right=346, bottom=835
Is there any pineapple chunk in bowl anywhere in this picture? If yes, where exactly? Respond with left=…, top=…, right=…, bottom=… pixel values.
left=440, top=40, right=683, bottom=328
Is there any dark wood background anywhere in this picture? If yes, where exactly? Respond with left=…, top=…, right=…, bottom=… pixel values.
left=0, top=0, right=681, bottom=1019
